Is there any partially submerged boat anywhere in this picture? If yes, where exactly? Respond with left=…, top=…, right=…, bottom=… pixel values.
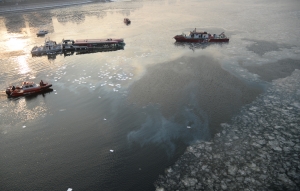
left=5, top=81, right=52, bottom=97
left=174, top=29, right=229, bottom=43
left=36, top=30, right=48, bottom=36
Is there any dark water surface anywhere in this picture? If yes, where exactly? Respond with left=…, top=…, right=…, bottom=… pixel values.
left=0, top=0, right=299, bottom=190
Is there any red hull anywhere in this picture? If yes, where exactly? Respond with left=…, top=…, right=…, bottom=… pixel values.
left=174, top=35, right=229, bottom=43
left=6, top=83, right=52, bottom=97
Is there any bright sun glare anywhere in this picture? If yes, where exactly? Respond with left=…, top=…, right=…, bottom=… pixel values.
left=16, top=55, right=31, bottom=74
left=6, top=37, right=27, bottom=52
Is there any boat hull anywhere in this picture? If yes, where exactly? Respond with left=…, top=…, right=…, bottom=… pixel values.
left=62, top=38, right=125, bottom=51
left=37, top=33, right=47, bottom=36
left=208, top=38, right=229, bottom=42
left=174, top=35, right=229, bottom=43
left=6, top=84, right=53, bottom=97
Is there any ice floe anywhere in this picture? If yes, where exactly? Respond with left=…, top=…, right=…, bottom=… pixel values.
left=155, top=70, right=300, bottom=190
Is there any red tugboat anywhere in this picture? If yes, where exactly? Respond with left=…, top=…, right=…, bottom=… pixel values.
left=5, top=80, right=52, bottom=97
left=174, top=29, right=229, bottom=43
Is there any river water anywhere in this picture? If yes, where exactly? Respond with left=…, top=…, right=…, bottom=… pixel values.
left=0, top=0, right=299, bottom=190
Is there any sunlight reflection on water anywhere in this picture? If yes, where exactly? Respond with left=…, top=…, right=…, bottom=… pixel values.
left=16, top=55, right=31, bottom=74
left=0, top=0, right=299, bottom=191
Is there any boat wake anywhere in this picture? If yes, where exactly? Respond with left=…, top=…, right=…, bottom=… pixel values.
left=0, top=91, right=7, bottom=96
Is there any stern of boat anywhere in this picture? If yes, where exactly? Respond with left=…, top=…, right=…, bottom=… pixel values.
left=5, top=88, right=11, bottom=96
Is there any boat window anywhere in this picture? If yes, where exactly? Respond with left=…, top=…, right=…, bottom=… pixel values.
left=30, top=85, right=33, bottom=87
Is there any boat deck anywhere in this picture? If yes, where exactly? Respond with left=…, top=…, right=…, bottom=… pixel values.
left=31, top=44, right=62, bottom=55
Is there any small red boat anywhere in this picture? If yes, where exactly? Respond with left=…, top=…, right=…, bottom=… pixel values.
left=174, top=29, right=229, bottom=43
left=124, top=18, right=131, bottom=25
left=5, top=81, right=52, bottom=97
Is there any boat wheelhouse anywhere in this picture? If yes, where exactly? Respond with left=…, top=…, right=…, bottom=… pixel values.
left=31, top=39, right=62, bottom=56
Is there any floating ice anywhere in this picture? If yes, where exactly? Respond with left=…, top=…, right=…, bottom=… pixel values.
left=155, top=70, right=300, bottom=190
left=166, top=167, right=173, bottom=173
left=181, top=177, right=198, bottom=187
left=104, top=118, right=107, bottom=120
left=187, top=126, right=191, bottom=128
left=110, top=150, right=114, bottom=152
left=67, top=189, right=72, bottom=191
left=22, top=126, right=26, bottom=128
left=291, top=102, right=300, bottom=108
left=221, top=182, right=227, bottom=190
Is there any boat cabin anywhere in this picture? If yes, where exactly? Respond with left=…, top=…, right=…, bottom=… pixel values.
left=189, top=31, right=210, bottom=39
left=21, top=82, right=37, bottom=89
left=63, top=39, right=75, bottom=44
